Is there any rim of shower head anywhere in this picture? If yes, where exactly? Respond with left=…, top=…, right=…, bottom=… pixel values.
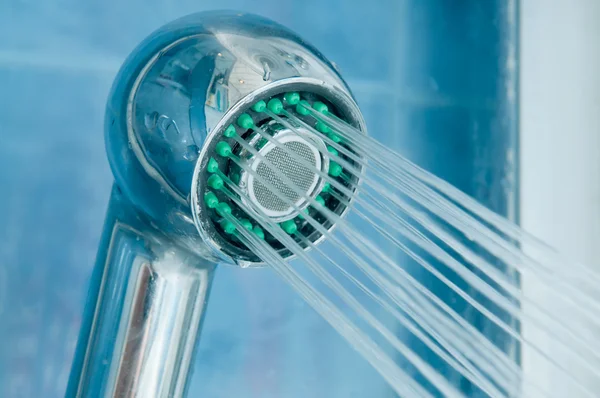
left=191, top=77, right=367, bottom=266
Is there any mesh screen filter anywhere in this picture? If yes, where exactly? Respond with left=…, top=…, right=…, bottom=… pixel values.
left=251, top=140, right=319, bottom=215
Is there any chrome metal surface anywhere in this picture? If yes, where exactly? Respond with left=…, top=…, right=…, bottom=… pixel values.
left=190, top=78, right=366, bottom=265
left=239, top=127, right=328, bottom=223
left=69, top=11, right=365, bottom=398
left=104, top=10, right=364, bottom=264
left=67, top=188, right=215, bottom=398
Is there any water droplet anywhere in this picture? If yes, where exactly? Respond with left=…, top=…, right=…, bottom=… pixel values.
left=262, top=62, right=272, bottom=81
left=184, top=145, right=199, bottom=161
left=294, top=55, right=308, bottom=69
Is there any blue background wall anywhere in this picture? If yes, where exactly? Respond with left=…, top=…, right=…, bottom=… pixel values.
left=0, top=2, right=518, bottom=397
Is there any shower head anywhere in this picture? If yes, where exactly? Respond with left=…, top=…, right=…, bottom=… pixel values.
left=105, top=11, right=367, bottom=267
left=69, top=11, right=366, bottom=398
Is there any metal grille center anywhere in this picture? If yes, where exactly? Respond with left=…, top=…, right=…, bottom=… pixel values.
left=246, top=132, right=324, bottom=221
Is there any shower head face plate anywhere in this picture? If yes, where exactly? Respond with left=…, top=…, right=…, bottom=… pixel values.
left=191, top=81, right=366, bottom=266
left=242, top=127, right=328, bottom=222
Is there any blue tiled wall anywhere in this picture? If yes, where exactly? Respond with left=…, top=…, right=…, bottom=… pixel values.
left=0, top=2, right=518, bottom=397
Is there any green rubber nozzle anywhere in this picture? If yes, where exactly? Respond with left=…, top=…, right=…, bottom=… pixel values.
left=328, top=132, right=342, bottom=143
left=322, top=182, right=331, bottom=193
left=219, top=219, right=236, bottom=234
left=240, top=218, right=253, bottom=231
left=252, top=225, right=265, bottom=240
left=204, top=191, right=219, bottom=209
left=207, top=174, right=224, bottom=190
left=316, top=121, right=331, bottom=134
left=327, top=146, right=339, bottom=156
left=313, top=101, right=328, bottom=114
left=281, top=219, right=298, bottom=234
left=297, top=208, right=310, bottom=220
left=329, top=162, right=343, bottom=177
left=237, top=113, right=254, bottom=129
left=216, top=202, right=232, bottom=217
left=267, top=98, right=284, bottom=114
left=284, top=92, right=300, bottom=105
left=296, top=100, right=311, bottom=115
left=223, top=124, right=237, bottom=138
left=252, top=100, right=267, bottom=113
left=315, top=195, right=326, bottom=206
left=207, top=157, right=219, bottom=173
left=215, top=141, right=232, bottom=157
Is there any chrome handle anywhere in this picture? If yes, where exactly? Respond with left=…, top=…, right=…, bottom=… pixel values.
left=67, top=186, right=216, bottom=398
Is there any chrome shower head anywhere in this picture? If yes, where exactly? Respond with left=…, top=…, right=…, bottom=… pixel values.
left=105, top=11, right=366, bottom=266
left=69, top=11, right=366, bottom=398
